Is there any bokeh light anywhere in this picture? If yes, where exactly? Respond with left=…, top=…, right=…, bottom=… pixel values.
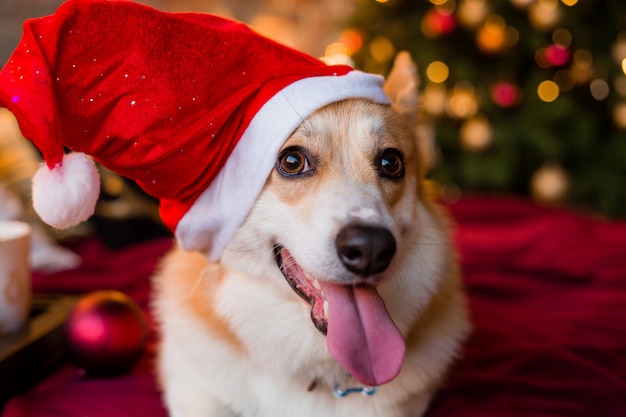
left=447, top=83, right=479, bottom=119
left=426, top=61, right=450, bottom=83
left=457, top=0, right=489, bottom=28
left=491, top=81, right=522, bottom=107
left=537, top=80, right=560, bottom=102
left=614, top=102, right=626, bottom=129
left=589, top=79, right=610, bottom=101
left=423, top=83, right=448, bottom=116
left=532, top=163, right=569, bottom=203
left=553, top=69, right=575, bottom=92
left=460, top=116, right=493, bottom=152
left=368, top=36, right=395, bottom=64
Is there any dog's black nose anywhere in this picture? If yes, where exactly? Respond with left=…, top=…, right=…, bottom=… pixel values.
left=335, top=225, right=396, bottom=277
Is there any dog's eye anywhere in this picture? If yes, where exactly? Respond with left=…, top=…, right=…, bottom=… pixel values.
left=377, top=149, right=405, bottom=180
left=277, top=148, right=311, bottom=176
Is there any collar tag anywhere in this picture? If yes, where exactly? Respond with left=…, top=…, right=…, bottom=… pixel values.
left=333, top=383, right=377, bottom=398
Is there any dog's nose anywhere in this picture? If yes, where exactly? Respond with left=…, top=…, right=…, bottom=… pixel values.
left=335, top=224, right=396, bottom=277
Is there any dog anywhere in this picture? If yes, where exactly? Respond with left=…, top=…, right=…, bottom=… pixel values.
left=152, top=52, right=470, bottom=417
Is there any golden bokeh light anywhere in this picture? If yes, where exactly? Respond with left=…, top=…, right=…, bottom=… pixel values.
left=529, top=0, right=561, bottom=30
left=552, top=28, right=572, bottom=47
left=447, top=83, right=479, bottom=119
left=615, top=76, right=626, bottom=97
left=532, top=163, right=569, bottom=203
left=476, top=15, right=506, bottom=53
left=509, top=0, right=533, bottom=8
left=426, top=61, right=450, bottom=83
left=369, top=36, right=395, bottom=64
left=457, top=0, right=488, bottom=28
left=325, top=42, right=349, bottom=58
left=423, top=84, right=448, bottom=116
left=460, top=116, right=493, bottom=152
left=339, top=29, right=363, bottom=55
left=537, top=80, right=560, bottom=102
left=613, top=102, right=626, bottom=129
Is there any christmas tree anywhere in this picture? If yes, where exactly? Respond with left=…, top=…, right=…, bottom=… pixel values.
left=339, top=0, right=626, bottom=217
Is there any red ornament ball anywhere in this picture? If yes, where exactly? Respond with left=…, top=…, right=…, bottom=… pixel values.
left=64, top=290, right=148, bottom=376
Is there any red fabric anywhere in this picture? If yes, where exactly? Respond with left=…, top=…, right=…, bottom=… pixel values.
left=3, top=196, right=626, bottom=416
left=0, top=0, right=353, bottom=232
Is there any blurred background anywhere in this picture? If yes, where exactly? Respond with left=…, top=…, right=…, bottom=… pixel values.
left=1, top=0, right=625, bottom=223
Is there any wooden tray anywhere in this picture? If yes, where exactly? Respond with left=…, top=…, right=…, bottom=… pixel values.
left=0, top=295, right=77, bottom=410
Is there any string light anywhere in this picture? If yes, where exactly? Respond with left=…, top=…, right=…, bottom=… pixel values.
left=571, top=49, right=593, bottom=84
left=537, top=80, right=560, bottom=102
left=457, top=0, right=489, bottom=28
left=615, top=76, right=626, bottom=97
left=460, top=116, right=493, bottom=152
left=553, top=69, right=575, bottom=92
left=509, top=0, right=533, bottom=9
left=476, top=15, right=518, bottom=53
left=447, top=82, right=479, bottom=119
left=614, top=102, right=626, bottom=129
left=532, top=163, right=569, bottom=203
left=339, top=29, right=363, bottom=55
left=589, top=79, right=610, bottom=101
left=426, top=61, right=450, bottom=83
left=423, top=84, right=448, bottom=116
left=368, top=36, right=395, bottom=64
left=529, top=0, right=561, bottom=30
left=322, top=42, right=353, bottom=66
left=476, top=15, right=506, bottom=53
left=552, top=28, right=572, bottom=47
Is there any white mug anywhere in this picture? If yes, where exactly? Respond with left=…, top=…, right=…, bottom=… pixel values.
left=0, top=221, right=31, bottom=334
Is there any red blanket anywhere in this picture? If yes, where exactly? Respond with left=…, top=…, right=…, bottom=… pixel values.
left=3, top=197, right=626, bottom=416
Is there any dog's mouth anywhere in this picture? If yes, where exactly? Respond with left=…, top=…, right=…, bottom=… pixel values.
left=274, top=246, right=330, bottom=335
left=274, top=245, right=406, bottom=387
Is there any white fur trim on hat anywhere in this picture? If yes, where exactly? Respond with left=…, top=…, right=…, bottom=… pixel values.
left=175, top=70, right=391, bottom=260
left=32, top=152, right=100, bottom=229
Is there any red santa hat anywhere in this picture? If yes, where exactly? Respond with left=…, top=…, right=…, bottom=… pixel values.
left=0, top=0, right=390, bottom=260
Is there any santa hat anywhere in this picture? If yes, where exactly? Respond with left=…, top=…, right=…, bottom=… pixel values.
left=0, top=0, right=390, bottom=260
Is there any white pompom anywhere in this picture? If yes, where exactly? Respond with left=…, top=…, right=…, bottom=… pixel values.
left=32, top=152, right=100, bottom=229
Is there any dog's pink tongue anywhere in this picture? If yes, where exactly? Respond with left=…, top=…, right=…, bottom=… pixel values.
left=321, top=282, right=405, bottom=386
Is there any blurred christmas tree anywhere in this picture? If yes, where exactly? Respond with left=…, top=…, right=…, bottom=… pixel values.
left=342, top=0, right=626, bottom=217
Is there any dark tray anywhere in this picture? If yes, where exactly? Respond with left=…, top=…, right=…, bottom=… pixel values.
left=0, top=294, right=77, bottom=410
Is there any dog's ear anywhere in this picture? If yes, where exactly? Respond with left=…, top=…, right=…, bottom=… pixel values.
left=383, top=51, right=419, bottom=122
left=384, top=52, right=437, bottom=173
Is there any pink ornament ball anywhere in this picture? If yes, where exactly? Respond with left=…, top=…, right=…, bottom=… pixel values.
left=64, top=290, right=148, bottom=376
left=544, top=44, right=571, bottom=67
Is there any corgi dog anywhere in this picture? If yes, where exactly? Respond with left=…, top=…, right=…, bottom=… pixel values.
left=152, top=52, right=469, bottom=417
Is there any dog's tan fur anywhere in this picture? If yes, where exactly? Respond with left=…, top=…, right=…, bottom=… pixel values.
left=152, top=53, right=469, bottom=417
